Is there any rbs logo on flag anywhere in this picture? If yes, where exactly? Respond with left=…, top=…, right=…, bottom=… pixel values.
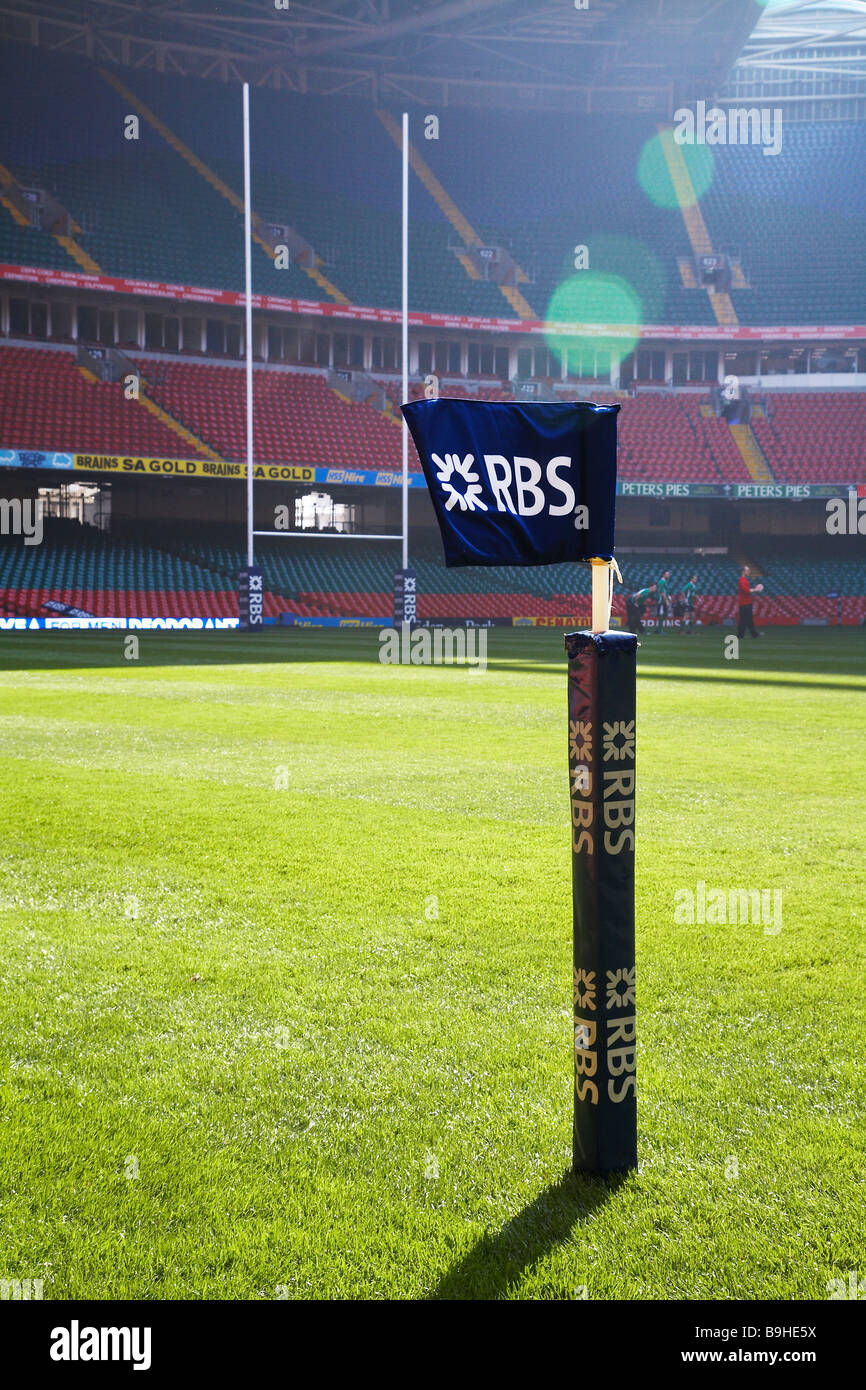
left=402, top=398, right=619, bottom=568
left=431, top=451, right=579, bottom=518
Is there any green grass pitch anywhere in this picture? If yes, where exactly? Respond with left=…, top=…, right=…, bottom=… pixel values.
left=0, top=626, right=863, bottom=1300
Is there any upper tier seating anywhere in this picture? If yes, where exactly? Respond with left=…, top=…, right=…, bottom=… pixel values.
left=2, top=43, right=865, bottom=325
left=705, top=121, right=866, bottom=325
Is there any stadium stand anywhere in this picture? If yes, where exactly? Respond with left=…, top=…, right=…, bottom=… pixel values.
left=3, top=44, right=866, bottom=327
left=1, top=43, right=864, bottom=634
left=3, top=524, right=863, bottom=627
left=0, top=345, right=206, bottom=457
left=752, top=393, right=866, bottom=482
left=0, top=517, right=278, bottom=620
left=140, top=358, right=402, bottom=469
left=2, top=345, right=864, bottom=486
left=617, top=394, right=751, bottom=483
left=705, top=121, right=866, bottom=325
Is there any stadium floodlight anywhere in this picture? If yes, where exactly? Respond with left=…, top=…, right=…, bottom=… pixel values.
left=403, top=398, right=638, bottom=1175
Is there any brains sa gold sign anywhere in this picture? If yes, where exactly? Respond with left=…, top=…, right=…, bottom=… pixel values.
left=74, top=454, right=315, bottom=483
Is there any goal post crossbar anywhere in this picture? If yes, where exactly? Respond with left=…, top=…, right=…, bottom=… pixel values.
left=252, top=531, right=402, bottom=540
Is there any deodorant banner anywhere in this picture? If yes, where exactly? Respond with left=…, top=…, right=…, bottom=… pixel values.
left=566, top=629, right=638, bottom=1174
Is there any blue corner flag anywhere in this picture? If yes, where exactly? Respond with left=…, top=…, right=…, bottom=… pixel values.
left=401, top=398, right=620, bottom=567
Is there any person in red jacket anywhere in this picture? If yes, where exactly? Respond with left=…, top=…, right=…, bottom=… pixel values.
left=737, top=565, right=764, bottom=638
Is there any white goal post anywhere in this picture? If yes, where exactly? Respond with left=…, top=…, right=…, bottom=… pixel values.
left=243, top=91, right=410, bottom=561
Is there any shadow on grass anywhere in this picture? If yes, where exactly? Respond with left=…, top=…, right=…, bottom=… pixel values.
left=428, top=1168, right=627, bottom=1301
left=0, top=629, right=561, bottom=673
left=0, top=629, right=862, bottom=688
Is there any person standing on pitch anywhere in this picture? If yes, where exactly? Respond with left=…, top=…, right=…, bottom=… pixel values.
left=672, top=591, right=685, bottom=631
left=683, top=573, right=698, bottom=633
left=655, top=569, right=671, bottom=633
left=625, top=582, right=656, bottom=634
left=737, top=564, right=764, bottom=638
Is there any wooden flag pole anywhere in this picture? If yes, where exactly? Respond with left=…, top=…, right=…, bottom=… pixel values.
left=590, top=558, right=611, bottom=634
left=590, top=556, right=621, bottom=634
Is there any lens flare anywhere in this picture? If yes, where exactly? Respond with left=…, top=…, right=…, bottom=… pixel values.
left=637, top=129, right=714, bottom=210
left=544, top=270, right=645, bottom=372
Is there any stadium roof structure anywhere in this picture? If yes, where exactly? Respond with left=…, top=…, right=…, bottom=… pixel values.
left=0, top=0, right=762, bottom=114
left=724, top=0, right=866, bottom=116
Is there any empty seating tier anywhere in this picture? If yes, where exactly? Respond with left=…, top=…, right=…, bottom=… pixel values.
left=2, top=44, right=864, bottom=326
